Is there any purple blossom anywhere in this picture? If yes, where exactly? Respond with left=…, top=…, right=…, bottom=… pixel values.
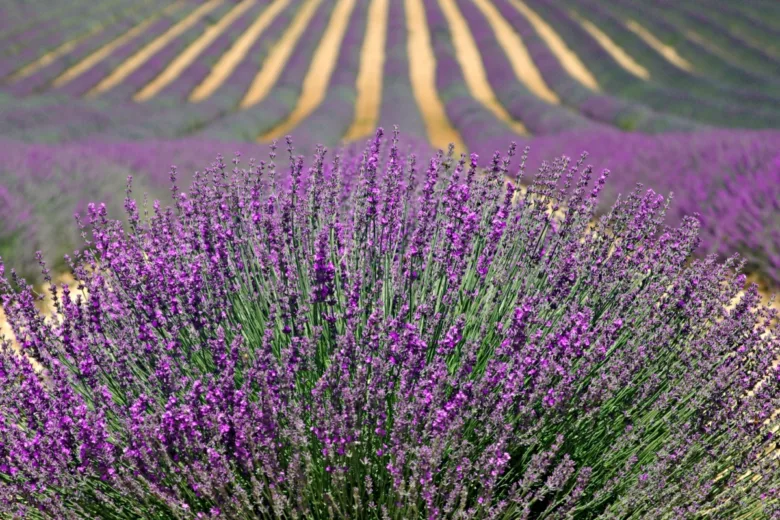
left=0, top=131, right=778, bottom=517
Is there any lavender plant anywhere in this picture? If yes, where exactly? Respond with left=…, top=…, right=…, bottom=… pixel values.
left=1, top=130, right=779, bottom=519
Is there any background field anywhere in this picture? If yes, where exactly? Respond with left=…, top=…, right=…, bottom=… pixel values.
left=0, top=0, right=778, bottom=285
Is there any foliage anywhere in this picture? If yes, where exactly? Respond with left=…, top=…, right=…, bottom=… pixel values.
left=1, top=131, right=778, bottom=518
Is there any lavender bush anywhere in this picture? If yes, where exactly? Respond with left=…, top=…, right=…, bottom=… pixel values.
left=0, top=138, right=155, bottom=281
left=1, top=130, right=778, bottom=518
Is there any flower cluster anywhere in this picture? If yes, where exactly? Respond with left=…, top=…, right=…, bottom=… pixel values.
left=1, top=130, right=778, bottom=518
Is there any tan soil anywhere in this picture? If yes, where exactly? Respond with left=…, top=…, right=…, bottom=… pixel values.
left=239, top=0, right=322, bottom=109
left=404, top=0, right=465, bottom=153
left=572, top=12, right=650, bottom=80
left=471, top=0, right=560, bottom=105
left=8, top=0, right=163, bottom=82
left=259, top=0, right=358, bottom=141
left=9, top=31, right=99, bottom=82
left=190, top=0, right=292, bottom=103
left=87, top=0, right=222, bottom=97
left=684, top=29, right=750, bottom=70
left=52, top=2, right=186, bottom=88
left=0, top=273, right=79, bottom=372
left=624, top=19, right=694, bottom=72
left=135, top=0, right=256, bottom=101
left=508, top=0, right=600, bottom=91
left=438, top=0, right=528, bottom=136
left=342, top=0, right=389, bottom=143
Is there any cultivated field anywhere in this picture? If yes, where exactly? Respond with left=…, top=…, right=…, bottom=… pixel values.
left=0, top=1, right=779, bottom=517
left=1, top=0, right=778, bottom=283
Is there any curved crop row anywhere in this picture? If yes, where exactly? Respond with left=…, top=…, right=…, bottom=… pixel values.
left=691, top=0, right=780, bottom=57
left=120, top=0, right=308, bottom=140
left=606, top=0, right=780, bottom=93
left=0, top=0, right=98, bottom=42
left=52, top=3, right=196, bottom=97
left=562, top=0, right=780, bottom=112
left=0, top=0, right=154, bottom=68
left=4, top=0, right=777, bottom=138
left=400, top=0, right=463, bottom=152
left=489, top=0, right=699, bottom=133
left=711, top=0, right=780, bottom=23
left=259, top=0, right=361, bottom=142
left=132, top=0, right=258, bottom=102
left=455, top=0, right=603, bottom=135
left=199, top=0, right=335, bottom=141
left=142, top=0, right=265, bottom=101
left=523, top=0, right=780, bottom=129
left=41, top=1, right=304, bottom=142
left=650, top=0, right=780, bottom=79
left=374, top=0, right=427, bottom=141
left=189, top=0, right=294, bottom=103
left=422, top=0, right=521, bottom=159
left=273, top=0, right=370, bottom=153
left=342, top=0, right=389, bottom=142
left=4, top=3, right=170, bottom=97
left=88, top=0, right=232, bottom=100
left=436, top=0, right=529, bottom=137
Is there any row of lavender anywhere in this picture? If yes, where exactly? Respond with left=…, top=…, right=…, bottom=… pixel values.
left=1, top=125, right=778, bottom=286
left=1, top=0, right=779, bottom=139
left=521, top=0, right=780, bottom=128
left=0, top=0, right=173, bottom=79
left=0, top=1, right=778, bottom=286
left=0, top=0, right=769, bottom=146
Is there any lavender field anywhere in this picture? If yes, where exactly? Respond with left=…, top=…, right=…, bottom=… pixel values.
left=1, top=1, right=779, bottom=518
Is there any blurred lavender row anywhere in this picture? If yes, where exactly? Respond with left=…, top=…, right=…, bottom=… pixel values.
left=0, top=127, right=778, bottom=285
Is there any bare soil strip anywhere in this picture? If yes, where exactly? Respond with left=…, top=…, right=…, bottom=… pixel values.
left=7, top=0, right=163, bottom=81
left=134, top=0, right=256, bottom=101
left=471, top=0, right=559, bottom=104
left=8, top=30, right=98, bottom=82
left=342, top=0, right=389, bottom=142
left=87, top=0, right=223, bottom=97
left=51, top=2, right=187, bottom=89
left=190, top=0, right=291, bottom=103
left=438, top=0, right=529, bottom=136
left=624, top=19, right=694, bottom=72
left=571, top=12, right=650, bottom=80
left=404, top=0, right=465, bottom=153
left=507, top=0, right=600, bottom=91
left=239, top=0, right=322, bottom=109
left=684, top=28, right=753, bottom=70
left=259, top=0, right=358, bottom=141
